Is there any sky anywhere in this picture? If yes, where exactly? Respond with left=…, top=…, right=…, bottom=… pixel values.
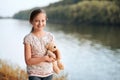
left=0, top=0, right=60, bottom=17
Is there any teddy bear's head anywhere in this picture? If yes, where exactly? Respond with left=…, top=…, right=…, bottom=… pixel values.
left=46, top=41, right=57, bottom=52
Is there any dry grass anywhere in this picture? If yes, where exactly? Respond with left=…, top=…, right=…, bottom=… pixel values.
left=0, top=59, right=67, bottom=80
left=0, top=59, right=28, bottom=80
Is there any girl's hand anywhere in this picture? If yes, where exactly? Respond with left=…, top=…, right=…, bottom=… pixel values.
left=44, top=56, right=55, bottom=62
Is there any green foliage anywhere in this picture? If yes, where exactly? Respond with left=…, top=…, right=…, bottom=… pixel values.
left=46, top=1, right=120, bottom=25
left=48, top=0, right=81, bottom=7
left=13, top=0, right=120, bottom=25
left=13, top=7, right=40, bottom=20
left=13, top=10, right=31, bottom=20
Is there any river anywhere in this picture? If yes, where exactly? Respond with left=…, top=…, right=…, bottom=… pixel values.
left=0, top=19, right=120, bottom=80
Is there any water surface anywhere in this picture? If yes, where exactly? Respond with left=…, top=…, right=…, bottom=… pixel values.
left=0, top=19, right=120, bottom=80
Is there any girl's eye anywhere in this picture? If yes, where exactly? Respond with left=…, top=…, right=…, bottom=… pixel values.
left=34, top=19, right=45, bottom=23
left=42, top=20, right=45, bottom=22
left=35, top=20, right=39, bottom=22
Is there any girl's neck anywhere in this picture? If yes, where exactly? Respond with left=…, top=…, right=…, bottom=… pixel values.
left=32, top=30, right=46, bottom=38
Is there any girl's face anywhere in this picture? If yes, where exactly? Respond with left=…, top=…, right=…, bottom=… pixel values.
left=31, top=13, right=46, bottom=31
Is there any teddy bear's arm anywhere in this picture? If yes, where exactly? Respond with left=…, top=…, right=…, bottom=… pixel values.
left=47, top=50, right=56, bottom=59
left=54, top=49, right=61, bottom=60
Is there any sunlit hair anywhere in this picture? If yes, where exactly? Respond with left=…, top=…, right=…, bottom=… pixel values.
left=29, top=9, right=47, bottom=32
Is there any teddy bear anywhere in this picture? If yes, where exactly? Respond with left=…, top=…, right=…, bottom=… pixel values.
left=45, top=41, right=64, bottom=74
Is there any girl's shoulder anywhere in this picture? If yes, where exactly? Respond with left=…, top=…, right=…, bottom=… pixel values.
left=45, top=31, right=55, bottom=41
left=24, top=33, right=33, bottom=40
left=46, top=31, right=54, bottom=37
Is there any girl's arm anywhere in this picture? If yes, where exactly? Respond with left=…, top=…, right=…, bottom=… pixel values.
left=24, top=44, right=55, bottom=66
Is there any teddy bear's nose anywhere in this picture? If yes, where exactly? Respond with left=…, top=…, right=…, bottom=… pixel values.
left=54, top=46, right=56, bottom=48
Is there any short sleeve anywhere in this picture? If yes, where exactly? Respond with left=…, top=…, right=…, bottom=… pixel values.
left=23, top=34, right=31, bottom=45
left=49, top=32, right=55, bottom=42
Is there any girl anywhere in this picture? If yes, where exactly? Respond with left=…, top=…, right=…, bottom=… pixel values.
left=23, top=9, right=58, bottom=80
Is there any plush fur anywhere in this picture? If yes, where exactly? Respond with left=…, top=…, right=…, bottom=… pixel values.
left=46, top=41, right=64, bottom=74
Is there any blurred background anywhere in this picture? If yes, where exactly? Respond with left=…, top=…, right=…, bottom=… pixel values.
left=0, top=0, right=120, bottom=80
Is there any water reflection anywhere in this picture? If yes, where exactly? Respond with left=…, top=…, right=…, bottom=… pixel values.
left=47, top=23, right=120, bottom=49
left=46, top=23, right=120, bottom=80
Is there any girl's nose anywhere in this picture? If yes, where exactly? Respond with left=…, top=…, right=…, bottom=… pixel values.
left=39, top=21, right=42, bottom=25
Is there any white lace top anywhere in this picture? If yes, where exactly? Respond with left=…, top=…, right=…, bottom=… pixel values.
left=23, top=32, right=55, bottom=77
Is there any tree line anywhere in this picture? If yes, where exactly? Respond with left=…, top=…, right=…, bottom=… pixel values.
left=13, top=0, right=120, bottom=25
